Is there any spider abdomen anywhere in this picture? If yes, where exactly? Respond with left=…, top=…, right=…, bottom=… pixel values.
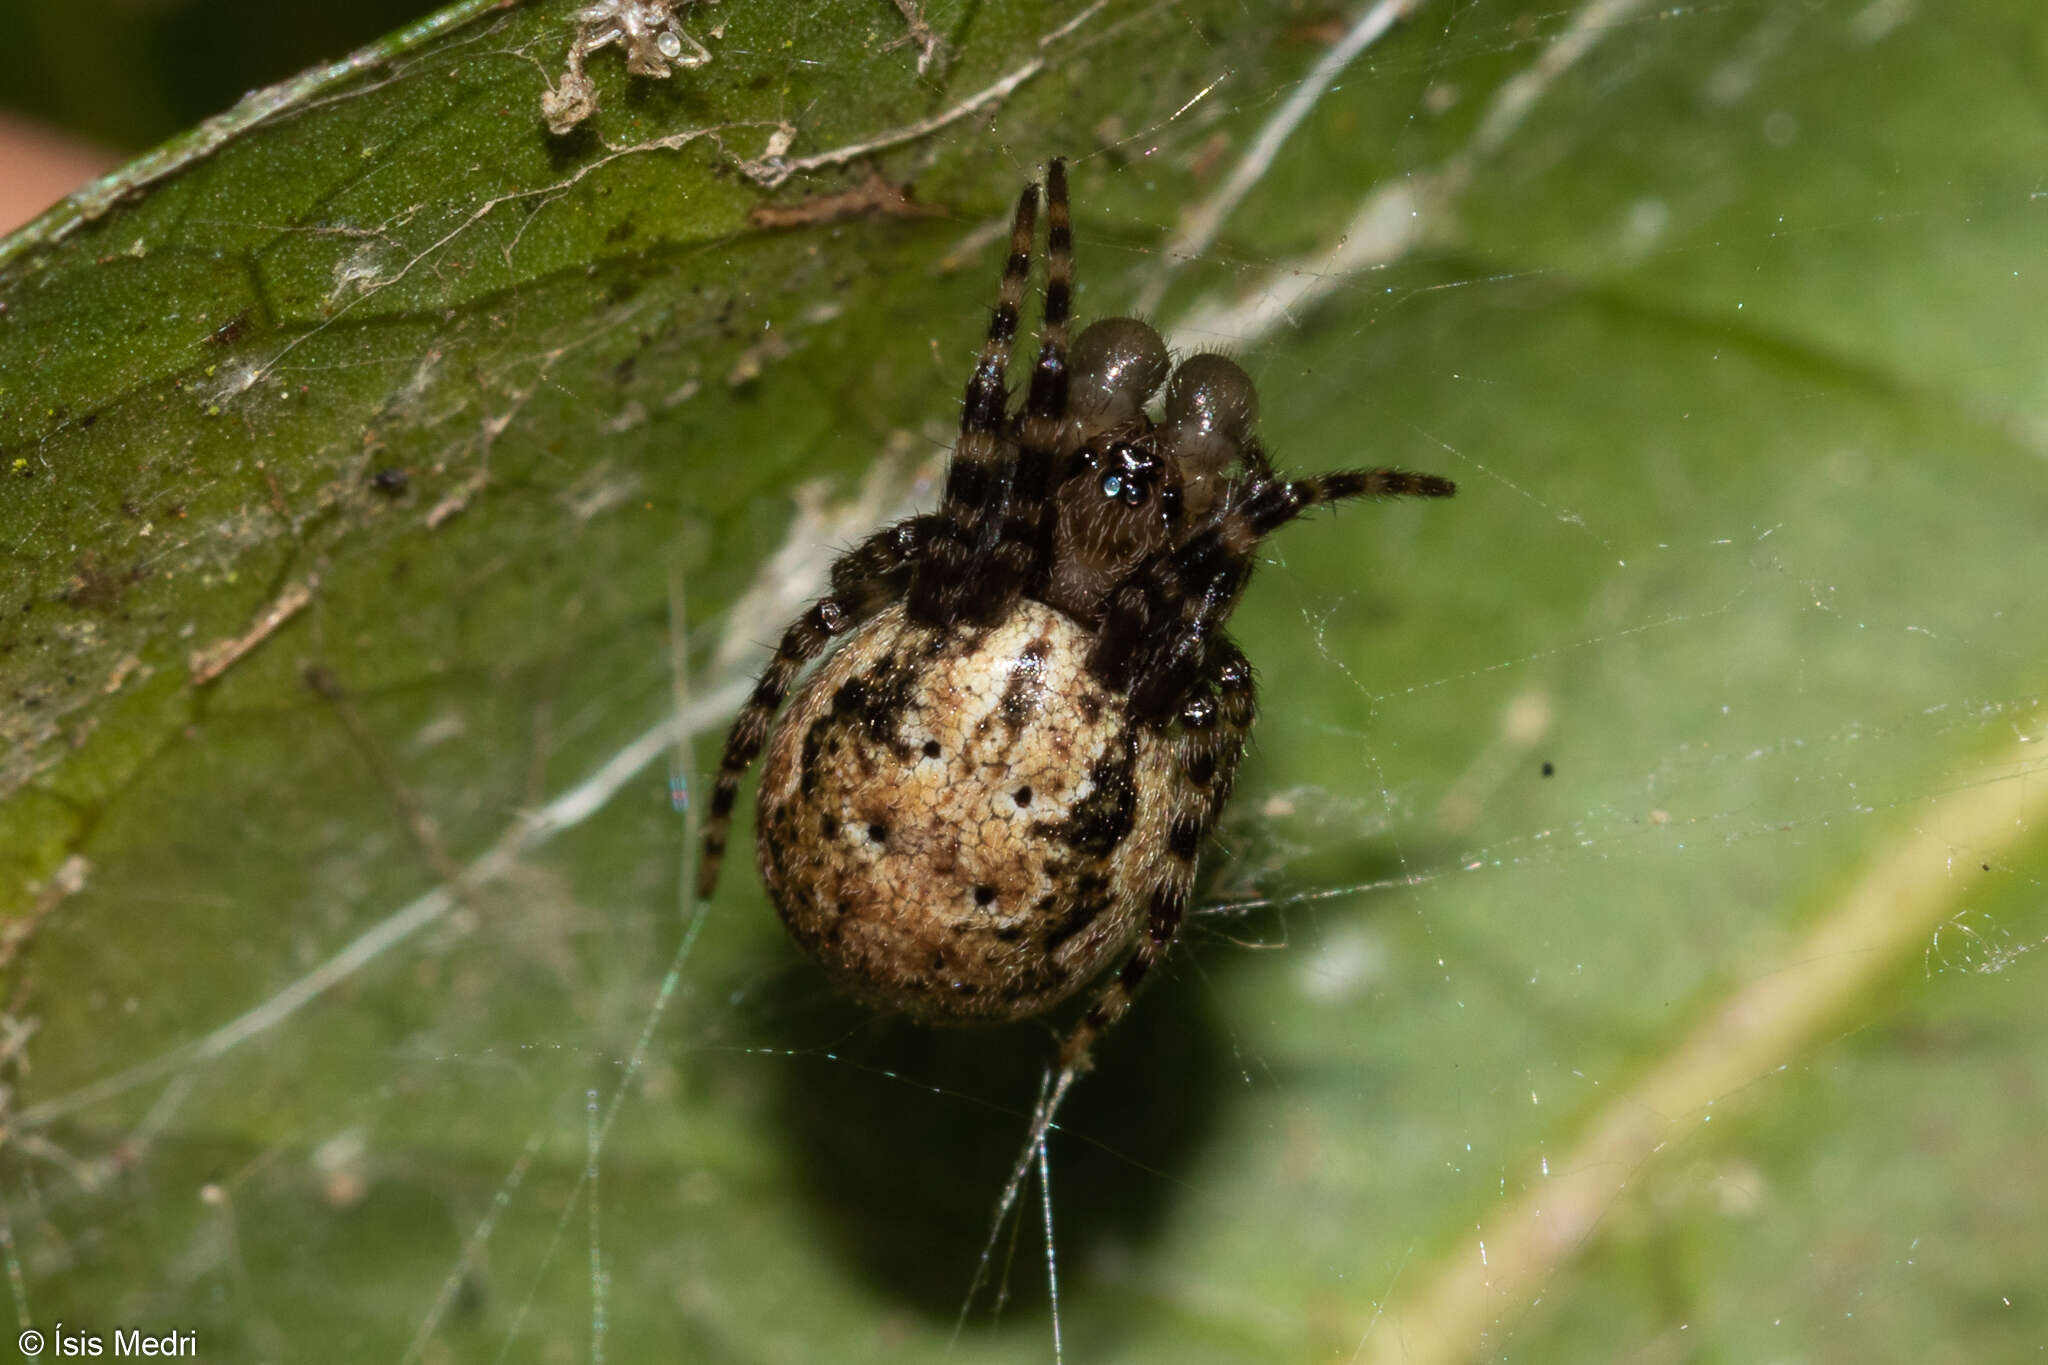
left=756, top=601, right=1176, bottom=1023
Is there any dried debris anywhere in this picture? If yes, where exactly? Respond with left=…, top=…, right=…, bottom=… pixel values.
left=543, top=0, right=717, bottom=135
left=188, top=576, right=318, bottom=686
left=747, top=169, right=943, bottom=230
left=882, top=0, right=947, bottom=77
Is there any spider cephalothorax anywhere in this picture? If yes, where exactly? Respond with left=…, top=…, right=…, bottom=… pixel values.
left=700, top=160, right=1453, bottom=1070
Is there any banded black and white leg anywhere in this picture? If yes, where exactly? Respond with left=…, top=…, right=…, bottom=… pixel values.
left=975, top=633, right=1258, bottom=1302
left=987, top=157, right=1073, bottom=598
left=1107, top=463, right=1457, bottom=722
left=698, top=515, right=937, bottom=897
left=906, top=174, right=1040, bottom=629
left=1058, top=462, right=1452, bottom=1041
left=1054, top=635, right=1257, bottom=1073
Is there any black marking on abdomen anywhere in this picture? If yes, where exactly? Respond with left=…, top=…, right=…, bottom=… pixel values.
left=799, top=723, right=826, bottom=798
left=825, top=653, right=919, bottom=751
left=831, top=676, right=868, bottom=714
left=1047, top=730, right=1139, bottom=857
left=998, top=637, right=1052, bottom=726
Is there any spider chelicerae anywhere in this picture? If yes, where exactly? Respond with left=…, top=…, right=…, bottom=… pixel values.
left=699, top=158, right=1453, bottom=1076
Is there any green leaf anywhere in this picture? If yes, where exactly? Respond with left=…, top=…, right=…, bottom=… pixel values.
left=4, top=1, right=2045, bottom=1361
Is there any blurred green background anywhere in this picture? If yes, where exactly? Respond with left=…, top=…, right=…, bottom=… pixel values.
left=0, top=0, right=428, bottom=151
left=3, top=2, right=2046, bottom=1362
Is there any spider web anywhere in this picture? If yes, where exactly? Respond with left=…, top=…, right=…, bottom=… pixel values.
left=4, top=1, right=2046, bottom=1363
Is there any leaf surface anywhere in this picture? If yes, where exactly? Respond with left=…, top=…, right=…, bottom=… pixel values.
left=3, top=2, right=2044, bottom=1361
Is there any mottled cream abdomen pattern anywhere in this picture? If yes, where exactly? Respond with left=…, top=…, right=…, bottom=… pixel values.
left=757, top=601, right=1175, bottom=1022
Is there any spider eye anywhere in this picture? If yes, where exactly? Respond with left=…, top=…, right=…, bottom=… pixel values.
left=1099, top=470, right=1144, bottom=505
left=1098, top=442, right=1158, bottom=507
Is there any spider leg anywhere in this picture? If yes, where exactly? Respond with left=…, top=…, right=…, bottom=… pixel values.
left=987, top=157, right=1072, bottom=596
left=965, top=639, right=1255, bottom=1301
left=971, top=644, right=1259, bottom=1310
left=1053, top=635, right=1256, bottom=1073
left=1238, top=438, right=1277, bottom=483
left=699, top=515, right=938, bottom=897
left=1094, top=454, right=1454, bottom=721
left=906, top=178, right=1040, bottom=628
left=828, top=512, right=940, bottom=606
left=1187, top=637, right=1257, bottom=826
left=1241, top=459, right=1457, bottom=531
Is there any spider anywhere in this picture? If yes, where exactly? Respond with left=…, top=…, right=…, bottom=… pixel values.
left=699, top=159, right=1453, bottom=1074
